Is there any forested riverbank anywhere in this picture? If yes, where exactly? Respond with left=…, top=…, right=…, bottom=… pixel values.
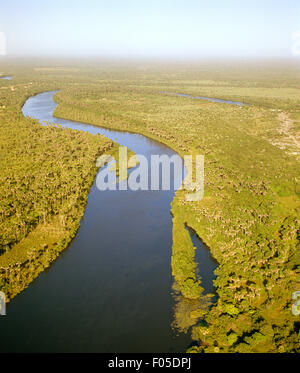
left=0, top=71, right=120, bottom=301
left=52, top=61, right=300, bottom=352
left=0, top=60, right=299, bottom=352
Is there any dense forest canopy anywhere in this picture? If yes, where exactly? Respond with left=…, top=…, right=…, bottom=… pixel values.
left=0, top=59, right=299, bottom=352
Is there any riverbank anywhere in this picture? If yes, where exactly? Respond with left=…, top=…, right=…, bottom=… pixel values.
left=0, top=61, right=299, bottom=352
left=52, top=92, right=215, bottom=301
left=0, top=81, right=121, bottom=302
left=51, top=63, right=299, bottom=352
left=0, top=89, right=197, bottom=353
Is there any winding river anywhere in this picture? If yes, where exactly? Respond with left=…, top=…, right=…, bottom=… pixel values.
left=0, top=90, right=218, bottom=352
left=162, top=91, right=247, bottom=106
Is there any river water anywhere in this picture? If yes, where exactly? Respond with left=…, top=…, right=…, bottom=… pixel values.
left=0, top=91, right=218, bottom=352
left=162, top=92, right=247, bottom=106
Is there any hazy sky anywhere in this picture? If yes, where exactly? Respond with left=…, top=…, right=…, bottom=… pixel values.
left=0, top=0, right=299, bottom=58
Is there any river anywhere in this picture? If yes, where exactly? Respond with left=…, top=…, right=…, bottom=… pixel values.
left=0, top=90, right=219, bottom=352
left=162, top=92, right=248, bottom=106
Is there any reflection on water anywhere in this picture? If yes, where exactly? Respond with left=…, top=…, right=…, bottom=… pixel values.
left=171, top=282, right=212, bottom=334
left=0, top=76, right=12, bottom=80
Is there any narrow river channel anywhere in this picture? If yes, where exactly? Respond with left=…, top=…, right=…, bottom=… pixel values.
left=0, top=90, right=216, bottom=352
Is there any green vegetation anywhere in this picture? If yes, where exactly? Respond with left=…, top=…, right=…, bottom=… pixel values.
left=0, top=59, right=299, bottom=352
left=51, top=60, right=300, bottom=352
left=0, top=67, right=121, bottom=301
